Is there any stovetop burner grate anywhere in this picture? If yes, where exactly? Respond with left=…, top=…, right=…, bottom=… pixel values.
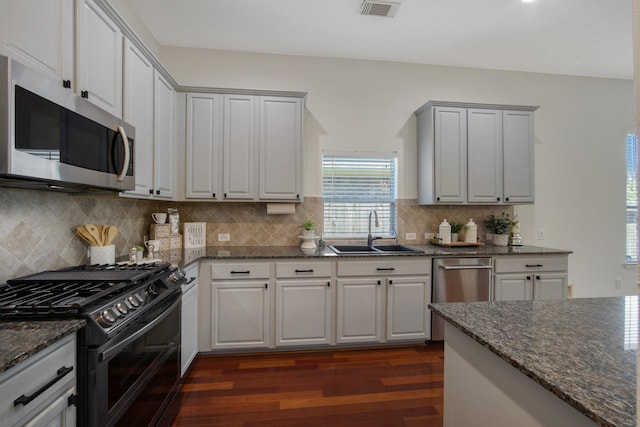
left=7, top=262, right=168, bottom=285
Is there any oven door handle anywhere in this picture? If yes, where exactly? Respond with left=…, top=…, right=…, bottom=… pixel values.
left=99, top=295, right=180, bottom=363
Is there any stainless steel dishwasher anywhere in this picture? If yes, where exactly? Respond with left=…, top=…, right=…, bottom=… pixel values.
left=431, top=257, right=493, bottom=340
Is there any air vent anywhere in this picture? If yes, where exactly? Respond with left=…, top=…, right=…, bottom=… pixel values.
left=360, top=0, right=402, bottom=18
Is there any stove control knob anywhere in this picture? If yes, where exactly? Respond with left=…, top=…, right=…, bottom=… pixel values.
left=134, top=293, right=145, bottom=304
left=127, top=295, right=140, bottom=308
left=147, top=284, right=159, bottom=297
left=97, top=310, right=117, bottom=327
left=115, top=302, right=129, bottom=315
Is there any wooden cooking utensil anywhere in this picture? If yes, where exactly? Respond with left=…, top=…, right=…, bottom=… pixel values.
left=76, top=225, right=99, bottom=246
left=105, top=225, right=118, bottom=246
left=85, top=224, right=102, bottom=246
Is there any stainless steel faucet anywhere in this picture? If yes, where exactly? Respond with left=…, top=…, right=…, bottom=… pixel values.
left=367, top=210, right=381, bottom=246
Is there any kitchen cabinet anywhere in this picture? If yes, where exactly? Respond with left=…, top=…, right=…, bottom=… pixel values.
left=0, top=334, right=76, bottom=427
left=0, top=0, right=74, bottom=87
left=258, top=96, right=303, bottom=201
left=185, top=93, right=305, bottom=202
left=274, top=261, right=333, bottom=346
left=76, top=0, right=123, bottom=117
left=493, top=255, right=568, bottom=301
left=209, top=262, right=271, bottom=350
left=336, top=259, right=431, bottom=344
left=122, top=41, right=176, bottom=200
left=415, top=101, right=537, bottom=205
left=181, top=262, right=199, bottom=377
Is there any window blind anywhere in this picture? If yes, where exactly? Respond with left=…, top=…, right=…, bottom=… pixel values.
left=626, top=134, right=638, bottom=263
left=322, top=153, right=397, bottom=239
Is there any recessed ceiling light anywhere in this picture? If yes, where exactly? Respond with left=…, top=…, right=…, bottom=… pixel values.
left=522, top=0, right=536, bottom=3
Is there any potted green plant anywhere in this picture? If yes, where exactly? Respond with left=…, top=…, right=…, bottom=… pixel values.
left=484, top=213, right=518, bottom=246
left=450, top=222, right=465, bottom=242
left=300, top=219, right=316, bottom=238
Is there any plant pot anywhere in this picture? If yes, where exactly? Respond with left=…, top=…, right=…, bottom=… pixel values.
left=492, top=234, right=509, bottom=246
left=451, top=233, right=459, bottom=242
left=302, top=229, right=315, bottom=238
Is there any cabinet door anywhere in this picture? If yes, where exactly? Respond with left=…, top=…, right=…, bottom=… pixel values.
left=181, top=282, right=198, bottom=376
left=503, top=111, right=534, bottom=203
left=433, top=107, right=466, bottom=203
left=122, top=38, right=154, bottom=198
left=153, top=71, right=175, bottom=199
left=386, top=276, right=431, bottom=341
left=534, top=273, right=567, bottom=300
left=23, top=387, right=76, bottom=427
left=275, top=279, right=332, bottom=346
left=258, top=96, right=302, bottom=201
left=76, top=0, right=122, bottom=117
left=186, top=93, right=223, bottom=199
left=0, top=0, right=74, bottom=86
left=223, top=94, right=256, bottom=200
left=467, top=109, right=503, bottom=203
left=494, top=274, right=533, bottom=301
left=211, top=281, right=270, bottom=349
left=336, top=278, right=383, bottom=343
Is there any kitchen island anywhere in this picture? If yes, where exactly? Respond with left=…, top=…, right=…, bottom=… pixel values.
left=429, top=297, right=636, bottom=427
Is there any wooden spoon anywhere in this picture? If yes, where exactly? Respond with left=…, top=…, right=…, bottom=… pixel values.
left=76, top=225, right=98, bottom=246
left=105, top=225, right=118, bottom=246
left=85, top=224, right=102, bottom=246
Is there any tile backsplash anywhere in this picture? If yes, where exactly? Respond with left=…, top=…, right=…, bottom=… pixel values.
left=0, top=188, right=511, bottom=283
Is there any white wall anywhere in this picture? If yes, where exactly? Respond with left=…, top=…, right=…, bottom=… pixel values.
left=159, top=47, right=636, bottom=297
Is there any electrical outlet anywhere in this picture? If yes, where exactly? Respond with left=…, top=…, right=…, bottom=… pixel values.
left=486, top=233, right=493, bottom=241
left=425, top=232, right=435, bottom=240
left=615, top=278, right=621, bottom=289
left=405, top=232, right=416, bottom=240
left=218, top=233, right=230, bottom=242
left=538, top=229, right=545, bottom=240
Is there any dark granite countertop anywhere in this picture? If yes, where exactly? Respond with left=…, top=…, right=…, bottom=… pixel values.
left=0, top=319, right=86, bottom=373
left=429, top=297, right=637, bottom=427
left=177, top=244, right=571, bottom=265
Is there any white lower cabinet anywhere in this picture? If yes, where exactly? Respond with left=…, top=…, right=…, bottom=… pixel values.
left=336, top=259, right=432, bottom=344
left=275, top=261, right=333, bottom=347
left=0, top=333, right=76, bottom=427
left=209, top=262, right=271, bottom=350
left=494, top=255, right=568, bottom=301
left=181, top=263, right=199, bottom=376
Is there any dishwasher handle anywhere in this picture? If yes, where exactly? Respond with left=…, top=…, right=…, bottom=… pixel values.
left=439, top=264, right=493, bottom=271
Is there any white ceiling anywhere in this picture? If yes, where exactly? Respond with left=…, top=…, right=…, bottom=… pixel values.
left=125, top=0, right=633, bottom=79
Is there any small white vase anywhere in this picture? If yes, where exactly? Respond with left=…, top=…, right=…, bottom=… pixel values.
left=302, top=229, right=315, bottom=238
left=493, top=234, right=509, bottom=246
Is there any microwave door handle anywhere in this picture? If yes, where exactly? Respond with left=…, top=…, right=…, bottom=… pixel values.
left=116, top=125, right=129, bottom=182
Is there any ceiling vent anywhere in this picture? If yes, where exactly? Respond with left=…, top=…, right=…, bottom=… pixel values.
left=360, top=0, right=402, bottom=18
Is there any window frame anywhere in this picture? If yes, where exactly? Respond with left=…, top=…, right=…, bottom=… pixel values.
left=625, top=133, right=637, bottom=265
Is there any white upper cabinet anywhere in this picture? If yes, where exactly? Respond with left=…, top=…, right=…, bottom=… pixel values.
left=152, top=71, right=176, bottom=199
left=0, top=0, right=74, bottom=86
left=185, top=92, right=305, bottom=202
left=223, top=94, right=256, bottom=200
left=186, top=93, right=223, bottom=199
left=76, top=0, right=122, bottom=117
left=258, top=96, right=303, bottom=201
left=123, top=38, right=154, bottom=197
left=503, top=110, right=535, bottom=203
left=415, top=101, right=538, bottom=205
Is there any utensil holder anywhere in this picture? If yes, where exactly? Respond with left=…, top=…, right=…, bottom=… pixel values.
left=89, top=245, right=115, bottom=265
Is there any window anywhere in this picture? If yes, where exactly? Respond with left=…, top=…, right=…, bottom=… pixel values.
left=322, top=152, right=398, bottom=240
left=626, top=134, right=638, bottom=263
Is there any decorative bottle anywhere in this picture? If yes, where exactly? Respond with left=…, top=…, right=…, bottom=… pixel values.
left=439, top=219, right=451, bottom=244
left=464, top=219, right=477, bottom=243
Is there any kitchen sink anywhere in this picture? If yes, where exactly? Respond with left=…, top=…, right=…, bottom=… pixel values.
left=328, top=244, right=423, bottom=255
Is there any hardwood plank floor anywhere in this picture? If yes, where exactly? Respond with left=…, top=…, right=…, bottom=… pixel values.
left=172, top=343, right=444, bottom=427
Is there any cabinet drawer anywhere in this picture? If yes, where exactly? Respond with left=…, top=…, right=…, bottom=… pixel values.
left=338, top=259, right=430, bottom=277
left=276, top=261, right=332, bottom=278
left=494, top=256, right=568, bottom=273
left=0, top=334, right=76, bottom=425
left=210, top=262, right=270, bottom=279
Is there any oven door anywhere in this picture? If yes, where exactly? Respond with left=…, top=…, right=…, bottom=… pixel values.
left=88, top=290, right=181, bottom=427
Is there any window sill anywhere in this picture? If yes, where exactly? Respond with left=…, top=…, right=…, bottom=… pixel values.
left=623, top=262, right=637, bottom=270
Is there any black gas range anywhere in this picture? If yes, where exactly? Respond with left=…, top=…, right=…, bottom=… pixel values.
left=0, top=262, right=186, bottom=427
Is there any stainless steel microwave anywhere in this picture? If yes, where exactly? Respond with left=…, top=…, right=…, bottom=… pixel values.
left=0, top=55, right=135, bottom=192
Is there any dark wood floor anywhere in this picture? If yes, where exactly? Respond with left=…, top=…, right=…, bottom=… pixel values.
left=172, top=343, right=444, bottom=427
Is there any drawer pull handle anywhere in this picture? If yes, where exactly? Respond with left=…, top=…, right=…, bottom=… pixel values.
left=230, top=270, right=250, bottom=274
left=295, top=269, right=314, bottom=273
left=14, top=365, right=73, bottom=407
left=525, top=264, right=543, bottom=268
left=376, top=267, right=395, bottom=271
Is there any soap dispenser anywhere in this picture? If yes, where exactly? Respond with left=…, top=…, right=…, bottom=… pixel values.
left=464, top=219, right=477, bottom=243
left=439, top=219, right=451, bottom=244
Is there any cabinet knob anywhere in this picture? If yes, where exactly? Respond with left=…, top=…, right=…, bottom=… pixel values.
left=224, top=193, right=227, bottom=198
left=297, top=194, right=300, bottom=199
left=62, top=79, right=71, bottom=89
left=389, top=280, right=393, bottom=285
left=81, top=90, right=89, bottom=99
left=536, top=275, right=541, bottom=280
left=155, top=190, right=160, bottom=195
left=212, top=193, right=216, bottom=198
left=148, top=189, right=153, bottom=195
left=526, top=276, right=531, bottom=281
left=496, top=197, right=501, bottom=201
left=327, top=281, right=330, bottom=287
left=505, top=197, right=510, bottom=202
left=377, top=280, right=381, bottom=285
left=436, top=197, right=441, bottom=201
